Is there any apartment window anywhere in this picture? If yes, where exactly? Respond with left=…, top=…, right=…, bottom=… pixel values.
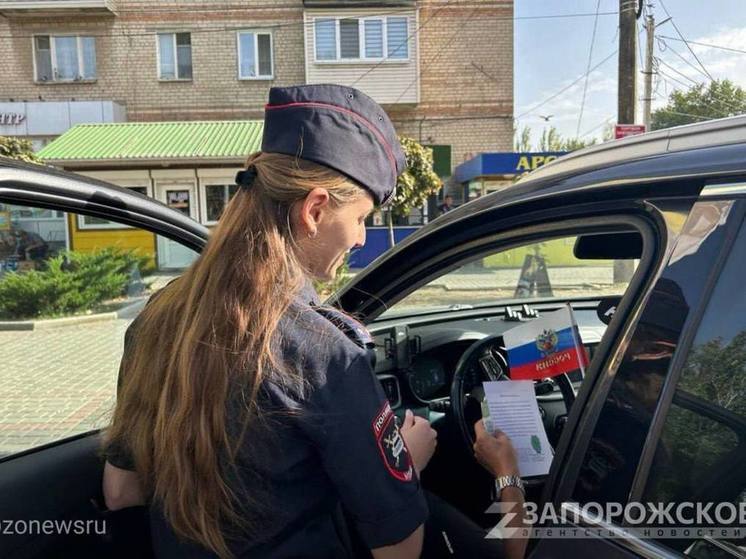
left=313, top=16, right=409, bottom=62
left=158, top=32, right=192, bottom=80
left=205, top=184, right=238, bottom=223
left=34, top=35, right=96, bottom=82
left=237, top=32, right=273, bottom=79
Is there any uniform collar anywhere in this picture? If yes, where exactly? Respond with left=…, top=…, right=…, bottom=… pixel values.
left=298, top=278, right=321, bottom=306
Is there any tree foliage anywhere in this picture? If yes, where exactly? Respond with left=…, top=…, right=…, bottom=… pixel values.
left=0, top=136, right=43, bottom=164
left=537, top=126, right=596, bottom=152
left=389, top=136, right=441, bottom=218
left=651, top=79, right=746, bottom=131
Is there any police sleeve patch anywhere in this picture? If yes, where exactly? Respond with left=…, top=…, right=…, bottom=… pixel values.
left=372, top=402, right=414, bottom=482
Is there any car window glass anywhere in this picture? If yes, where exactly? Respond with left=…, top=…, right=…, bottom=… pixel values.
left=382, top=234, right=638, bottom=318
left=0, top=202, right=197, bottom=459
left=640, top=215, right=746, bottom=556
left=572, top=201, right=734, bottom=508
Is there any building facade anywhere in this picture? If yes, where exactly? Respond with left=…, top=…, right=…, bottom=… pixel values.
left=0, top=0, right=513, bottom=266
left=0, top=0, right=513, bottom=169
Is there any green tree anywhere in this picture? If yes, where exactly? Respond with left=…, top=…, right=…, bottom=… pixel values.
left=386, top=136, right=441, bottom=247
left=535, top=126, right=596, bottom=152
left=651, top=79, right=746, bottom=131
left=514, top=125, right=532, bottom=152
left=0, top=136, right=43, bottom=164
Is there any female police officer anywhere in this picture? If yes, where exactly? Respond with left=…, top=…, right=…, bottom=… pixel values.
left=102, top=84, right=524, bottom=558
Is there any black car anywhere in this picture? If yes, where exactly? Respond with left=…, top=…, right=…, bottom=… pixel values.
left=1, top=115, right=745, bottom=558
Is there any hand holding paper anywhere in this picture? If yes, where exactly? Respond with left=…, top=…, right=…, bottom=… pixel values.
left=481, top=380, right=553, bottom=477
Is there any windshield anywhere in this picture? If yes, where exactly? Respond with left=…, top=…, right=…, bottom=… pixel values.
left=381, top=235, right=637, bottom=318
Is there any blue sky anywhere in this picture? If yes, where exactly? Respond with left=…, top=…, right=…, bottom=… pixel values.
left=515, top=0, right=746, bottom=146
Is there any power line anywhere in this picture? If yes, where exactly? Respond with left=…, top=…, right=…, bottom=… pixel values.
left=580, top=115, right=614, bottom=138
left=655, top=57, right=699, bottom=86
left=576, top=0, right=601, bottom=137
left=657, top=0, right=714, bottom=80
left=0, top=10, right=622, bottom=39
left=516, top=49, right=617, bottom=120
left=657, top=37, right=711, bottom=83
left=351, top=0, right=458, bottom=87
left=655, top=57, right=744, bottom=113
left=392, top=4, right=483, bottom=104
left=658, top=35, right=746, bottom=56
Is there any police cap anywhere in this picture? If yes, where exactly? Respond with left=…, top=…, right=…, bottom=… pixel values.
left=260, top=84, right=406, bottom=205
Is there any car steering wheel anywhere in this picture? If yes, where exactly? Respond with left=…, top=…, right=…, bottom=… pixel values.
left=450, top=334, right=578, bottom=457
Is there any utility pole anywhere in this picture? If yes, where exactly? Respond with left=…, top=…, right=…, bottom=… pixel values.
left=642, top=11, right=655, bottom=130
left=618, top=0, right=638, bottom=125
left=615, top=0, right=639, bottom=284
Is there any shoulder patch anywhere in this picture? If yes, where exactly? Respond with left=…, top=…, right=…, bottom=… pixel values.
left=372, top=402, right=414, bottom=482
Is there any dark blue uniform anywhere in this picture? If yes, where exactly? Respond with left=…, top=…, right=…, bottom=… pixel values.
left=106, top=281, right=428, bottom=557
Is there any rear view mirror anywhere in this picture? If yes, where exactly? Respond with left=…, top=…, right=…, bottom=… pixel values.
left=574, top=231, right=642, bottom=260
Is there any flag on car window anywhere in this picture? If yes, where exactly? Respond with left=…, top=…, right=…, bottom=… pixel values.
left=503, top=304, right=589, bottom=380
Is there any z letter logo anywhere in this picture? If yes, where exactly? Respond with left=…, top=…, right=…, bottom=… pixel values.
left=372, top=402, right=414, bottom=482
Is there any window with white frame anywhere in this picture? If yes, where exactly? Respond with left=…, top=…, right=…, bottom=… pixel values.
left=314, top=16, right=409, bottom=62
left=205, top=184, right=239, bottom=223
left=77, top=186, right=149, bottom=229
left=157, top=32, right=192, bottom=80
left=34, top=35, right=96, bottom=82
left=237, top=31, right=273, bottom=79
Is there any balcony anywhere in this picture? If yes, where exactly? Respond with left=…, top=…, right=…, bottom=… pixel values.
left=0, top=0, right=116, bottom=17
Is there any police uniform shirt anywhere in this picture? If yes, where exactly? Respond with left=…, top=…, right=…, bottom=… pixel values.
left=106, top=281, right=428, bottom=558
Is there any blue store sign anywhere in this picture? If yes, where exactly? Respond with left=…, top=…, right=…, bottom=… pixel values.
left=454, top=151, right=567, bottom=183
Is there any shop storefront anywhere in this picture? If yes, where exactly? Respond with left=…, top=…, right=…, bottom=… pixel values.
left=453, top=151, right=567, bottom=201
left=37, top=120, right=262, bottom=270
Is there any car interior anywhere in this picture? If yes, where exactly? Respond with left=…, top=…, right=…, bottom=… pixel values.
left=361, top=228, right=644, bottom=530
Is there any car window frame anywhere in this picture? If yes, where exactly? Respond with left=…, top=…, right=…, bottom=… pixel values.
left=0, top=170, right=208, bottom=462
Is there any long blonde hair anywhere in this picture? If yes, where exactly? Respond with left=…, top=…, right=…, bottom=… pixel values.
left=104, top=152, right=365, bottom=557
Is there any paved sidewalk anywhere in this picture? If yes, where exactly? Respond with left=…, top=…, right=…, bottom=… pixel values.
left=0, top=317, right=133, bottom=457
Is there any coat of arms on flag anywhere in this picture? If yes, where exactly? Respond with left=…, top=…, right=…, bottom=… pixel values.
left=503, top=304, right=589, bottom=380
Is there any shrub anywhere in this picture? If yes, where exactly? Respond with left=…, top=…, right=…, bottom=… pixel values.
left=0, top=248, right=151, bottom=320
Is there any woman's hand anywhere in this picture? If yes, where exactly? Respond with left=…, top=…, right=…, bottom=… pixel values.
left=473, top=420, right=520, bottom=478
left=399, top=409, right=437, bottom=475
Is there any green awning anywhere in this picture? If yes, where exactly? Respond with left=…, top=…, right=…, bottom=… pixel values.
left=38, top=120, right=264, bottom=164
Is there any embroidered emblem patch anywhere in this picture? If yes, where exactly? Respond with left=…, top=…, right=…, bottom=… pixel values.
left=372, top=401, right=413, bottom=482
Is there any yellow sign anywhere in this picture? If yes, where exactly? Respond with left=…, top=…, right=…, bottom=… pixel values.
left=515, top=155, right=559, bottom=172
left=0, top=211, right=10, bottom=231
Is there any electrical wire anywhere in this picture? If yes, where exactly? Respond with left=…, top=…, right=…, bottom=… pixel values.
left=350, top=0, right=458, bottom=87
left=516, top=49, right=617, bottom=120
left=576, top=0, right=601, bottom=137
left=392, top=4, right=483, bottom=104
left=657, top=0, right=714, bottom=80
left=0, top=9, right=622, bottom=39
left=658, top=35, right=746, bottom=56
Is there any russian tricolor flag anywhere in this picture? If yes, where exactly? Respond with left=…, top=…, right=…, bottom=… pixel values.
left=503, top=304, right=589, bottom=381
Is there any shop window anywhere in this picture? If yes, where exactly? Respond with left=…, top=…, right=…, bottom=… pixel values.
left=205, top=184, right=239, bottom=223
left=313, top=16, right=409, bottom=62
left=34, top=35, right=96, bottom=82
left=77, top=186, right=149, bottom=229
left=158, top=32, right=192, bottom=80
left=237, top=31, right=273, bottom=79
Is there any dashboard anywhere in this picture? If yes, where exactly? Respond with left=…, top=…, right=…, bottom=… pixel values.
left=370, top=302, right=609, bottom=438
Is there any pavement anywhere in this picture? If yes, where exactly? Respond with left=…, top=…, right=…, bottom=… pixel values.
left=0, top=267, right=616, bottom=457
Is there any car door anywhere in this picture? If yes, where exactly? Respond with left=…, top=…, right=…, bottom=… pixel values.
left=530, top=189, right=746, bottom=557
left=0, top=161, right=207, bottom=559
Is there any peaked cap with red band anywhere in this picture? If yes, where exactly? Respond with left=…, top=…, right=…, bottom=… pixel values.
left=261, top=84, right=406, bottom=205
